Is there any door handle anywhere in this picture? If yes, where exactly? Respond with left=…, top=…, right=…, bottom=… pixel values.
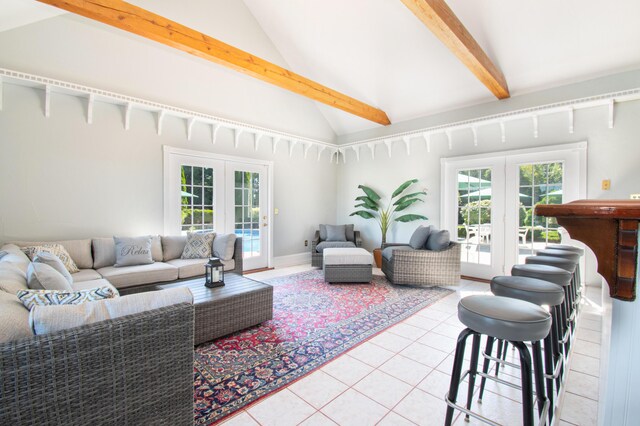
left=262, top=223, right=268, bottom=227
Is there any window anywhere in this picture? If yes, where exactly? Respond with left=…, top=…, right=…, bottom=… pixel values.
left=457, top=168, right=493, bottom=265
left=234, top=171, right=261, bottom=256
left=180, top=165, right=215, bottom=233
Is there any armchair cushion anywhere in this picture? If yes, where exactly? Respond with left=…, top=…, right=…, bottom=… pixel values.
left=426, top=229, right=451, bottom=251
left=409, top=225, right=431, bottom=249
left=382, top=245, right=413, bottom=261
left=345, top=224, right=355, bottom=242
left=326, top=225, right=347, bottom=242
left=319, top=224, right=327, bottom=241
left=316, top=241, right=356, bottom=253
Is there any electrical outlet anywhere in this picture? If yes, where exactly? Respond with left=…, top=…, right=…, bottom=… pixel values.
left=602, top=179, right=611, bottom=190
left=631, top=194, right=640, bottom=200
left=304, top=240, right=308, bottom=247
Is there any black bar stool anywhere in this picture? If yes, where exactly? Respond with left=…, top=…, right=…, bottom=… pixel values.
left=536, top=248, right=582, bottom=310
left=479, top=275, right=565, bottom=425
left=445, top=295, right=551, bottom=426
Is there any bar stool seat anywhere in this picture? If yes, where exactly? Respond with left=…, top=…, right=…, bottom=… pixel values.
left=536, top=248, right=581, bottom=263
left=491, top=275, right=565, bottom=306
left=512, top=264, right=572, bottom=286
left=526, top=255, right=576, bottom=273
left=546, top=244, right=585, bottom=256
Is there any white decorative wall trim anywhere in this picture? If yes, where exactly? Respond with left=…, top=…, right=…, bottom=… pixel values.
left=272, top=252, right=311, bottom=268
left=2, top=67, right=640, bottom=162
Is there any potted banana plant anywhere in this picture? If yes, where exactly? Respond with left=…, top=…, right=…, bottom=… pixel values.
left=350, top=179, right=428, bottom=267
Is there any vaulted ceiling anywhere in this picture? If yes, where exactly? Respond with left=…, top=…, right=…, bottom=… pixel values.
left=3, top=0, right=640, bottom=137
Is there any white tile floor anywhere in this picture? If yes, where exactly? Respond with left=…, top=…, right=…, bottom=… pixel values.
left=219, top=265, right=603, bottom=426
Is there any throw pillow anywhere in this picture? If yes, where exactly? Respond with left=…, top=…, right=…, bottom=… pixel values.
left=181, top=232, right=215, bottom=259
left=162, top=235, right=187, bottom=261
left=33, top=252, right=73, bottom=284
left=17, top=286, right=117, bottom=310
left=425, top=229, right=451, bottom=251
left=0, top=251, right=7, bottom=261
left=27, top=263, right=73, bottom=291
left=114, top=236, right=154, bottom=267
left=213, top=233, right=237, bottom=261
left=21, top=244, right=79, bottom=273
left=326, top=225, right=347, bottom=242
left=409, top=225, right=431, bottom=249
left=345, top=224, right=355, bottom=242
left=319, top=224, right=327, bottom=241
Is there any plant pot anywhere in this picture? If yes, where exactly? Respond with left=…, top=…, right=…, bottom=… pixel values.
left=373, top=248, right=382, bottom=268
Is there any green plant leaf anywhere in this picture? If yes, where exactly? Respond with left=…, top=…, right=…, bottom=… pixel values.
left=394, top=198, right=424, bottom=212
left=358, top=185, right=381, bottom=202
left=395, top=214, right=428, bottom=222
left=350, top=210, right=376, bottom=219
left=355, top=197, right=379, bottom=210
left=392, top=179, right=418, bottom=198
left=393, top=191, right=426, bottom=205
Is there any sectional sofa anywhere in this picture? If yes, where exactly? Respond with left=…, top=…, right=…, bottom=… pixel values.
left=0, top=233, right=243, bottom=425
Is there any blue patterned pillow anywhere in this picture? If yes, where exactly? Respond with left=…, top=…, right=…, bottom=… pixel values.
left=181, top=232, right=215, bottom=259
left=17, top=286, right=117, bottom=310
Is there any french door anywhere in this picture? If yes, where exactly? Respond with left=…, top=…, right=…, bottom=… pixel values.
left=442, top=143, right=587, bottom=280
left=164, top=147, right=272, bottom=271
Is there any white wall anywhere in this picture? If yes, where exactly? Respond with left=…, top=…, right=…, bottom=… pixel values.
left=0, top=83, right=337, bottom=258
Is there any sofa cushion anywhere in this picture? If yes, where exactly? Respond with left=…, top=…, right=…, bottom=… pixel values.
left=315, top=241, right=356, bottom=253
left=213, top=233, right=237, bottom=261
left=71, top=269, right=103, bottom=283
left=33, top=252, right=73, bottom=284
left=13, top=239, right=93, bottom=269
left=325, top=225, right=347, bottom=242
left=425, top=229, right=451, bottom=251
left=166, top=258, right=207, bottom=279
left=162, top=235, right=187, bottom=261
left=0, top=251, right=7, bottom=261
left=409, top=225, right=431, bottom=249
left=221, top=259, right=235, bottom=271
left=97, top=263, right=179, bottom=288
left=0, top=244, right=31, bottom=273
left=17, top=286, right=117, bottom=310
left=319, top=224, right=327, bottom=241
left=21, top=243, right=80, bottom=273
left=92, top=237, right=117, bottom=269
left=27, top=263, right=74, bottom=291
left=182, top=232, right=215, bottom=259
left=114, top=236, right=154, bottom=267
left=382, top=245, right=414, bottom=261
left=0, top=291, right=32, bottom=343
left=0, top=261, right=29, bottom=294
left=29, top=287, right=192, bottom=336
left=345, top=224, right=355, bottom=242
left=71, top=278, right=119, bottom=296
left=150, top=235, right=163, bottom=262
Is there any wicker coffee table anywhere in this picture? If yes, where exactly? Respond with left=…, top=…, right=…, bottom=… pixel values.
left=121, top=273, right=273, bottom=345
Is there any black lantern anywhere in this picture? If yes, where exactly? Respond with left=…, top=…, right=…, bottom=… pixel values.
left=205, top=257, right=225, bottom=288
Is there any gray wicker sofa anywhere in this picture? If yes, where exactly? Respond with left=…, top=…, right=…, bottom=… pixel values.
left=381, top=242, right=461, bottom=287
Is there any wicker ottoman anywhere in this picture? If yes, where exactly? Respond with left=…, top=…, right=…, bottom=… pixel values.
left=323, top=248, right=373, bottom=283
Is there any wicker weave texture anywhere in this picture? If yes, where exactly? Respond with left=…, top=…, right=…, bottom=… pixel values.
left=324, top=264, right=372, bottom=283
left=311, top=231, right=362, bottom=268
left=0, top=303, right=195, bottom=426
left=382, top=243, right=461, bottom=287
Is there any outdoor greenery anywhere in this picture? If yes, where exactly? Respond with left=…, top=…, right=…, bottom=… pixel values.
left=350, top=179, right=427, bottom=246
left=460, top=199, right=491, bottom=225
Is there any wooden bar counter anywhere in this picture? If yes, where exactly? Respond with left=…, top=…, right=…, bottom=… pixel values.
left=535, top=200, right=640, bottom=301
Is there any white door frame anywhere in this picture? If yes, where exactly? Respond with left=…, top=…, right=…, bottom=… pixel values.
left=163, top=146, right=274, bottom=268
left=441, top=142, right=587, bottom=278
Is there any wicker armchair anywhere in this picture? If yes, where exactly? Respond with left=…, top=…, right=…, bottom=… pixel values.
left=311, top=230, right=362, bottom=268
left=381, top=242, right=461, bottom=287
left=0, top=303, right=195, bottom=426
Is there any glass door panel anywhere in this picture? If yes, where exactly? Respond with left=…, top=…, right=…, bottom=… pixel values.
left=457, top=168, right=493, bottom=266
left=180, top=165, right=216, bottom=233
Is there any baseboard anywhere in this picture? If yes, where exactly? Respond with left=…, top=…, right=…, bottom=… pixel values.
left=272, top=252, right=311, bottom=268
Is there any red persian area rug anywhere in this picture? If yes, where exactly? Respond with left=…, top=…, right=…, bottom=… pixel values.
left=193, top=269, right=452, bottom=424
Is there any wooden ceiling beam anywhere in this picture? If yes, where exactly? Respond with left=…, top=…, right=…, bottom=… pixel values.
left=37, top=0, right=391, bottom=125
left=400, top=0, right=510, bottom=99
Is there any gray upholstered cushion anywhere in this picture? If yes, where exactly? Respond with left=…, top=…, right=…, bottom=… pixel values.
left=525, top=255, right=576, bottom=272
left=425, top=229, right=450, bottom=251
left=409, top=225, right=431, bottom=249
left=319, top=224, right=327, bottom=241
left=97, top=263, right=178, bottom=288
left=114, top=236, right=154, bottom=267
left=12, top=239, right=93, bottom=269
left=71, top=269, right=103, bottom=283
left=315, top=241, right=356, bottom=253
left=345, top=224, right=355, bottom=242
left=165, top=258, right=207, bottom=279
left=162, top=235, right=188, bottom=261
left=181, top=232, right=215, bottom=259
left=0, top=291, right=32, bottom=343
left=221, top=259, right=235, bottom=271
left=545, top=244, right=585, bottom=256
left=27, top=263, right=74, bottom=291
left=381, top=245, right=414, bottom=261
left=29, top=287, right=193, bottom=335
left=71, top=278, right=119, bottom=296
left=535, top=248, right=581, bottom=263
left=458, top=295, right=551, bottom=342
left=0, top=251, right=7, bottom=261
left=33, top=252, right=73, bottom=284
left=0, top=261, right=29, bottom=294
left=491, top=276, right=565, bottom=307
left=0, top=244, right=31, bottom=273
left=326, top=225, right=347, bottom=242
left=150, top=235, right=163, bottom=262
left=92, top=237, right=117, bottom=269
left=511, top=264, right=572, bottom=286
left=213, top=234, right=237, bottom=261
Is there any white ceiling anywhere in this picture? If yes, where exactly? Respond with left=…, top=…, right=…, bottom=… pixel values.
left=2, top=0, right=640, bottom=137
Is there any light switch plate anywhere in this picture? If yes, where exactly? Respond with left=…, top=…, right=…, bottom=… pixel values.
left=602, top=179, right=611, bottom=190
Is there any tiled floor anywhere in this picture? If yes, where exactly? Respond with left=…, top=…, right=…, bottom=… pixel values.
left=220, top=266, right=603, bottom=426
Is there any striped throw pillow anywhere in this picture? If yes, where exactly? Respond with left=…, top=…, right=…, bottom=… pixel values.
left=22, top=244, right=79, bottom=274
left=17, top=286, right=117, bottom=310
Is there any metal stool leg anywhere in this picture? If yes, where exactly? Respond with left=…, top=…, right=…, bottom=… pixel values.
left=531, top=341, right=548, bottom=421
left=464, top=333, right=481, bottom=420
left=445, top=328, right=475, bottom=426
left=512, top=341, right=534, bottom=426
left=478, top=336, right=495, bottom=403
